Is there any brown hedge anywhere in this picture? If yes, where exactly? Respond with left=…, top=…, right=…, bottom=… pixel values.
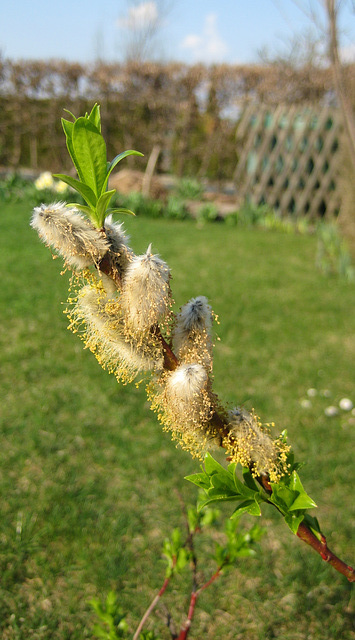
left=0, top=58, right=353, bottom=179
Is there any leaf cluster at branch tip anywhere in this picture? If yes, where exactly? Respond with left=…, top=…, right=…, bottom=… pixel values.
left=54, top=104, right=143, bottom=228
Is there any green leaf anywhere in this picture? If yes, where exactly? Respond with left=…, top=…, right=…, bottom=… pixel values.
left=303, top=514, right=322, bottom=540
left=204, top=452, right=226, bottom=476
left=88, top=103, right=101, bottom=131
left=288, top=471, right=317, bottom=511
left=270, top=470, right=317, bottom=514
left=200, top=507, right=220, bottom=527
left=185, top=471, right=210, bottom=490
left=92, top=624, right=110, bottom=638
left=66, top=203, right=93, bottom=216
left=96, top=189, right=116, bottom=228
left=270, top=484, right=295, bottom=512
left=284, top=513, right=305, bottom=534
left=63, top=108, right=76, bottom=120
left=234, top=475, right=259, bottom=500
left=105, top=590, right=117, bottom=612
left=53, top=174, right=97, bottom=209
left=246, top=500, right=262, bottom=516
left=175, top=547, right=190, bottom=572
left=210, top=471, right=238, bottom=494
left=102, top=150, right=144, bottom=193
left=215, top=543, right=228, bottom=566
left=72, top=117, right=107, bottom=197
left=61, top=118, right=84, bottom=182
left=171, top=527, right=182, bottom=549
left=187, top=507, right=199, bottom=533
left=89, top=598, right=104, bottom=615
left=242, top=467, right=259, bottom=492
left=234, top=547, right=257, bottom=558
left=230, top=499, right=261, bottom=519
left=198, top=494, right=239, bottom=510
left=107, top=207, right=136, bottom=217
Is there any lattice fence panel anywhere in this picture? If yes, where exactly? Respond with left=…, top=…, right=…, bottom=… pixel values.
left=234, top=104, right=343, bottom=218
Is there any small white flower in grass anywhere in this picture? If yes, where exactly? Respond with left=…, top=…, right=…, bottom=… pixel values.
left=324, top=405, right=339, bottom=417
left=31, top=203, right=109, bottom=269
left=339, top=398, right=353, bottom=411
left=300, top=398, right=312, bottom=409
left=121, top=244, right=170, bottom=333
left=307, top=388, right=317, bottom=397
left=34, top=171, right=54, bottom=190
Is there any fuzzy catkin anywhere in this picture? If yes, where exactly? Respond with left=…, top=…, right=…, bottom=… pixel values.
left=166, top=363, right=208, bottom=407
left=156, top=363, right=215, bottom=457
left=121, top=244, right=170, bottom=333
left=173, top=296, right=213, bottom=370
left=104, top=215, right=133, bottom=272
left=75, top=286, right=162, bottom=379
left=225, top=407, right=277, bottom=476
left=31, top=203, right=109, bottom=269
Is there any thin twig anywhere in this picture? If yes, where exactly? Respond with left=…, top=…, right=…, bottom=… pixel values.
left=177, top=567, right=223, bottom=640
left=133, top=561, right=176, bottom=640
left=296, top=523, right=355, bottom=582
left=258, top=475, right=355, bottom=582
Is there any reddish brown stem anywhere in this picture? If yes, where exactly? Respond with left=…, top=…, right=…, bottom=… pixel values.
left=177, top=567, right=223, bottom=640
left=177, top=592, right=197, bottom=640
left=258, top=475, right=355, bottom=582
left=151, top=324, right=179, bottom=371
left=296, top=523, right=355, bottom=582
left=133, top=560, right=176, bottom=640
left=198, top=566, right=223, bottom=594
left=97, top=251, right=122, bottom=289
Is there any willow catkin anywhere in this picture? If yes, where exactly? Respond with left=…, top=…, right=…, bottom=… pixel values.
left=73, top=285, right=163, bottom=382
left=104, top=215, right=133, bottom=272
left=31, top=203, right=109, bottom=269
left=173, top=296, right=213, bottom=371
left=121, top=244, right=171, bottom=334
left=224, top=407, right=284, bottom=480
left=152, top=363, right=215, bottom=458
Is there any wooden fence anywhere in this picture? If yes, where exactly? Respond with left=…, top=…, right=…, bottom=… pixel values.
left=234, top=104, right=343, bottom=218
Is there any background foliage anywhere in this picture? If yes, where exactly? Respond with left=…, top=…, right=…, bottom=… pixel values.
left=1, top=59, right=354, bottom=180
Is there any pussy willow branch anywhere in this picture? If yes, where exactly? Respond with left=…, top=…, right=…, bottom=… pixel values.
left=258, top=475, right=355, bottom=582
left=98, top=245, right=355, bottom=583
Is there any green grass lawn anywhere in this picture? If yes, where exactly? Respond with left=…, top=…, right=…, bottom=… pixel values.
left=0, top=202, right=354, bottom=639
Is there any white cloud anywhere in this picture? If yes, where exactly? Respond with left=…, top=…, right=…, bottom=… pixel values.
left=117, top=1, right=159, bottom=31
left=340, top=42, right=355, bottom=63
left=180, top=13, right=228, bottom=63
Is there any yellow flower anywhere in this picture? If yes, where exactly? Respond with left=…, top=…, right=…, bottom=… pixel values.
left=54, top=180, right=69, bottom=194
left=34, top=172, right=54, bottom=190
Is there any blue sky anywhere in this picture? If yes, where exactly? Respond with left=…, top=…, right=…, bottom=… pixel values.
left=1, top=0, right=354, bottom=65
